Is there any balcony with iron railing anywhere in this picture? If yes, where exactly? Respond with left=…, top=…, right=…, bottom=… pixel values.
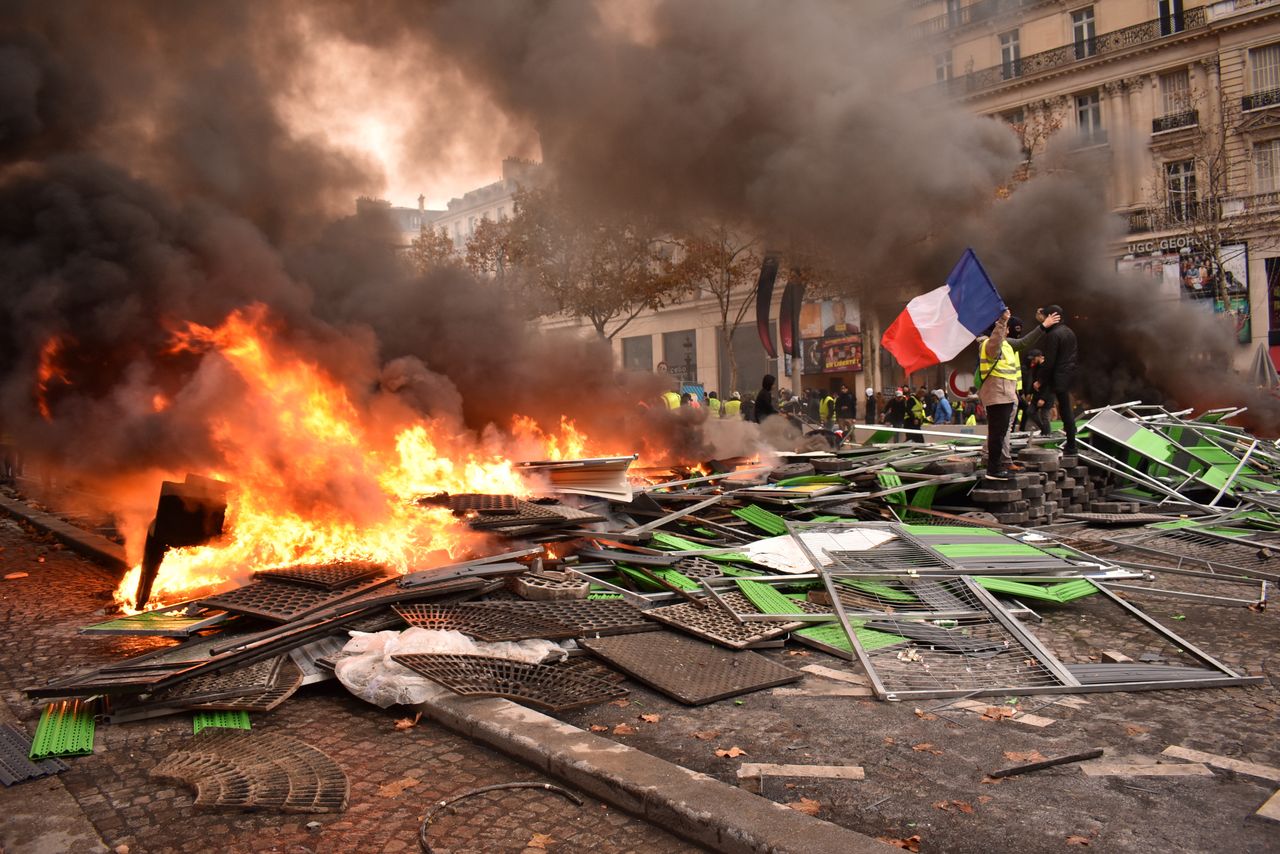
left=1126, top=199, right=1216, bottom=233
left=1242, top=87, right=1280, bottom=112
left=1239, top=189, right=1280, bottom=210
left=939, top=6, right=1208, bottom=97
left=1152, top=109, right=1199, bottom=134
left=913, top=0, right=1049, bottom=38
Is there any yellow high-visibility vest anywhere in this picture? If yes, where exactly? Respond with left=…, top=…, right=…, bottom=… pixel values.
left=708, top=398, right=722, bottom=415
left=978, top=337, right=1020, bottom=384
left=662, top=391, right=681, bottom=409
left=724, top=400, right=742, bottom=417
left=819, top=396, right=835, bottom=420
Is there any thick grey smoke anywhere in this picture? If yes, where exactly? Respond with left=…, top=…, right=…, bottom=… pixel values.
left=0, top=0, right=1271, bottom=501
left=326, top=0, right=1276, bottom=425
left=318, top=0, right=1021, bottom=271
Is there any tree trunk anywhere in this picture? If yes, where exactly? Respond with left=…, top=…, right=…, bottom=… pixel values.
left=725, top=326, right=740, bottom=393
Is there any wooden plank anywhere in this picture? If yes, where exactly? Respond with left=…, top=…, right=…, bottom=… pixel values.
left=1080, top=761, right=1213, bottom=778
left=1255, top=789, right=1280, bottom=824
left=1161, top=746, right=1280, bottom=784
left=736, top=763, right=865, bottom=793
left=947, top=699, right=1056, bottom=727
left=799, top=664, right=871, bottom=686
left=989, top=748, right=1104, bottom=779
left=771, top=684, right=872, bottom=698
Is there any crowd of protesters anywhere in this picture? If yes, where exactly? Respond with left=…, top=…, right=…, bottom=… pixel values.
left=657, top=304, right=1077, bottom=469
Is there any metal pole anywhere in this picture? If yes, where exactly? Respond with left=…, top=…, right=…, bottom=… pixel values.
left=1208, top=439, right=1257, bottom=507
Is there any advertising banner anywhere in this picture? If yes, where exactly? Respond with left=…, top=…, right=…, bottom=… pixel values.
left=798, top=297, right=863, bottom=373
left=1117, top=243, right=1249, bottom=345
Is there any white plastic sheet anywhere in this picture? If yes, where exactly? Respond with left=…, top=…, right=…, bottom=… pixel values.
left=745, top=529, right=897, bottom=573
left=334, top=627, right=568, bottom=708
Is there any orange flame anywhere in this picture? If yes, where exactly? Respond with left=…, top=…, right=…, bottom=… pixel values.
left=35, top=335, right=70, bottom=420
left=113, top=305, right=593, bottom=611
left=510, top=415, right=590, bottom=461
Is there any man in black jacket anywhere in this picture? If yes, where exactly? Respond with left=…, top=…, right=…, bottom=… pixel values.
left=835, top=384, right=857, bottom=432
left=753, top=374, right=778, bottom=423
left=1035, top=303, right=1079, bottom=454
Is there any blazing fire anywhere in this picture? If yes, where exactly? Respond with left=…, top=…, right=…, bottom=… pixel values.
left=35, top=334, right=70, bottom=421
left=511, top=415, right=590, bottom=461
left=112, top=305, right=596, bottom=612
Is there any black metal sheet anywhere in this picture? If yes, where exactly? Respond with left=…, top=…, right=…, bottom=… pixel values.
left=0, top=723, right=67, bottom=786
left=392, top=603, right=579, bottom=641
left=252, top=561, right=387, bottom=590
left=391, top=653, right=627, bottom=711
left=198, top=576, right=393, bottom=623
left=643, top=599, right=802, bottom=649
left=485, top=599, right=657, bottom=637
left=580, top=632, right=801, bottom=705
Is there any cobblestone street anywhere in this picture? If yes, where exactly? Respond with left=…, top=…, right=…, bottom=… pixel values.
left=4, top=491, right=1280, bottom=854
left=0, top=514, right=698, bottom=854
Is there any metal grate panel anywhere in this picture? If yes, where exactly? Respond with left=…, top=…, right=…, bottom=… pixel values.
left=824, top=575, right=1073, bottom=701
left=448, top=493, right=520, bottom=514
left=484, top=599, right=656, bottom=637
left=154, top=657, right=284, bottom=705
left=580, top=632, right=801, bottom=705
left=151, top=731, right=347, bottom=813
left=183, top=658, right=304, bottom=713
left=198, top=576, right=391, bottom=623
left=642, top=598, right=803, bottom=649
left=673, top=557, right=725, bottom=580
left=825, top=540, right=945, bottom=574
left=1061, top=512, right=1177, bottom=526
left=252, top=561, right=387, bottom=589
left=0, top=724, right=67, bottom=786
left=390, top=654, right=627, bottom=711
left=1104, top=528, right=1280, bottom=580
left=467, top=500, right=565, bottom=530
left=392, top=604, right=579, bottom=641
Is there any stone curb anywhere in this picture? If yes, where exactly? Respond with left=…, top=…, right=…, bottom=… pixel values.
left=0, top=494, right=128, bottom=571
left=414, top=693, right=891, bottom=854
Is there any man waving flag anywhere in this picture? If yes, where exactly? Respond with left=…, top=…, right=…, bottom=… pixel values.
left=881, top=248, right=1006, bottom=375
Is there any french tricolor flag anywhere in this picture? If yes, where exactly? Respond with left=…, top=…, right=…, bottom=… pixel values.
left=881, top=249, right=1006, bottom=376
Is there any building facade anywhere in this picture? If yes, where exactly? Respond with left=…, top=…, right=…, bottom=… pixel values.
left=914, top=0, right=1280, bottom=373
left=431, top=158, right=541, bottom=251
left=355, top=195, right=441, bottom=248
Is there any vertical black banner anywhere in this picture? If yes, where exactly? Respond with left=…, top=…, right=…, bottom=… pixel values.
left=755, top=253, right=781, bottom=358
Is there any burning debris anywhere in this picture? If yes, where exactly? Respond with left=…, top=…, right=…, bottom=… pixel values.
left=14, top=405, right=1276, bottom=791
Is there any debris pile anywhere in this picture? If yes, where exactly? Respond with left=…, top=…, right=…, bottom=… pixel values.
left=8, top=404, right=1277, bottom=821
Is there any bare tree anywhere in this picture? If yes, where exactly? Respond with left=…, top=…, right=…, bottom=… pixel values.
left=507, top=186, right=686, bottom=340
left=996, top=98, right=1067, bottom=197
left=665, top=223, right=760, bottom=391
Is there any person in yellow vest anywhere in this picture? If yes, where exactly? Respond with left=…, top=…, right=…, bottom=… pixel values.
left=977, top=308, right=1059, bottom=478
left=707, top=391, right=722, bottom=417
left=661, top=390, right=681, bottom=410
left=818, top=390, right=836, bottom=429
left=723, top=391, right=742, bottom=419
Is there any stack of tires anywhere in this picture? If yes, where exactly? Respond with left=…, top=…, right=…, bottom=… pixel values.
left=967, top=449, right=1096, bottom=526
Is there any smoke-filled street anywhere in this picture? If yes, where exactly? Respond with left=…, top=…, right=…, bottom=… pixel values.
left=1, top=2, right=1279, bottom=852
